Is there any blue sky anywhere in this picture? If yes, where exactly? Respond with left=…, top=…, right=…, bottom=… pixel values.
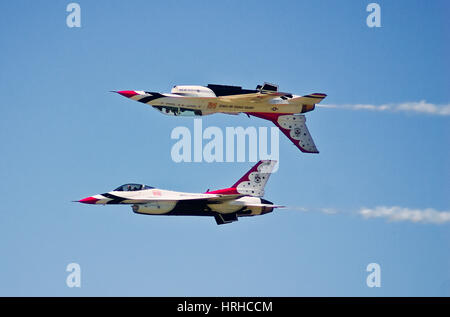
left=0, top=0, right=448, bottom=296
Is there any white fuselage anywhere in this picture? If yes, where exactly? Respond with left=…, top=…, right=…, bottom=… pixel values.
left=90, top=188, right=271, bottom=216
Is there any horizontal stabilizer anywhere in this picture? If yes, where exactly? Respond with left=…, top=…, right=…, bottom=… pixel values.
left=289, top=93, right=327, bottom=105
left=237, top=203, right=285, bottom=208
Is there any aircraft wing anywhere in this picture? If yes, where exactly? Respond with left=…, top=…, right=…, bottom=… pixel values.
left=119, top=193, right=243, bottom=204
left=248, top=113, right=319, bottom=153
left=205, top=194, right=244, bottom=203
left=218, top=92, right=289, bottom=103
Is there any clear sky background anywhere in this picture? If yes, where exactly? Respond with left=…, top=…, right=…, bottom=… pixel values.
left=0, top=0, right=448, bottom=296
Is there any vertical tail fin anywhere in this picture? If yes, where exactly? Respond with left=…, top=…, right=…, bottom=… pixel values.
left=248, top=113, right=319, bottom=153
left=231, top=160, right=277, bottom=197
left=206, top=160, right=277, bottom=197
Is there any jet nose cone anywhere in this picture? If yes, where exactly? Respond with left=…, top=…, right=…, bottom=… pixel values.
left=78, top=196, right=99, bottom=204
left=115, top=90, right=138, bottom=98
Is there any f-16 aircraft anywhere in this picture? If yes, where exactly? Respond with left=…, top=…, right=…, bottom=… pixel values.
left=114, top=83, right=326, bottom=153
left=76, top=160, right=282, bottom=225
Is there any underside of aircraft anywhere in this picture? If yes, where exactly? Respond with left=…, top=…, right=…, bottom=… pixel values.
left=114, top=83, right=327, bottom=153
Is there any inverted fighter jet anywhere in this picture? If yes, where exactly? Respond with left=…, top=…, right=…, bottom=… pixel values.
left=114, top=83, right=326, bottom=153
left=76, top=160, right=282, bottom=225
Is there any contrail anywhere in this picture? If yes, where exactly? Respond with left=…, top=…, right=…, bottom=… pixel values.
left=283, top=205, right=450, bottom=224
left=284, top=206, right=340, bottom=215
left=318, top=100, right=450, bottom=116
left=359, top=206, right=450, bottom=224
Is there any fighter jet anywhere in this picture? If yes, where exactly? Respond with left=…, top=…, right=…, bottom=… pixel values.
left=76, top=160, right=282, bottom=225
left=114, top=83, right=326, bottom=153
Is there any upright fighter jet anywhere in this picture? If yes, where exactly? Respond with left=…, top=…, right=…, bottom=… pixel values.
left=76, top=160, right=282, bottom=225
left=114, top=83, right=326, bottom=153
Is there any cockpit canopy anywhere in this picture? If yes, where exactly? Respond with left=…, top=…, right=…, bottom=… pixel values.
left=114, top=183, right=154, bottom=192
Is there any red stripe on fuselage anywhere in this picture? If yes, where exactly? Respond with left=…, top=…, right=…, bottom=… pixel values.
left=205, top=187, right=239, bottom=195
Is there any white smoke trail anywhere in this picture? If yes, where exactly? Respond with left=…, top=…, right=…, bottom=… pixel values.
left=318, top=100, right=450, bottom=116
left=359, top=206, right=450, bottom=224
left=284, top=206, right=339, bottom=214
left=285, top=205, right=450, bottom=224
